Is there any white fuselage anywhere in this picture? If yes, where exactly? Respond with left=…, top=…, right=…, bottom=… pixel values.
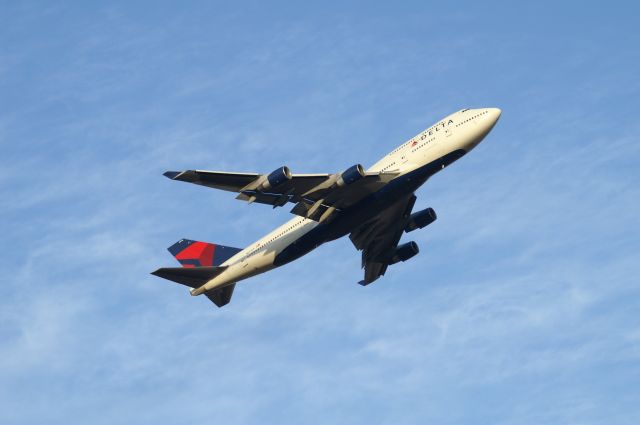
left=194, top=108, right=501, bottom=295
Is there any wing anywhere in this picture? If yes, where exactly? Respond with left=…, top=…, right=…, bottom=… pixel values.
left=349, top=195, right=417, bottom=285
left=163, top=170, right=328, bottom=195
left=164, top=166, right=399, bottom=221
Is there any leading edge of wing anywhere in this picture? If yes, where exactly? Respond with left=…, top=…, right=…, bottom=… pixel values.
left=164, top=170, right=330, bottom=180
left=164, top=169, right=332, bottom=193
left=164, top=169, right=260, bottom=192
left=164, top=170, right=259, bottom=179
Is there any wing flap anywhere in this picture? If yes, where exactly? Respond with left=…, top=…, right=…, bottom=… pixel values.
left=289, top=199, right=337, bottom=221
left=236, top=190, right=293, bottom=207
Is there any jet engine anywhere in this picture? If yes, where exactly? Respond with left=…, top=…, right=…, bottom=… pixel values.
left=257, top=166, right=292, bottom=191
left=390, top=241, right=419, bottom=264
left=405, top=208, right=437, bottom=232
left=336, top=164, right=366, bottom=187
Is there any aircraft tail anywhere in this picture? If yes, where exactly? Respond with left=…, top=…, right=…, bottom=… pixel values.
left=151, top=238, right=243, bottom=308
left=168, top=239, right=242, bottom=267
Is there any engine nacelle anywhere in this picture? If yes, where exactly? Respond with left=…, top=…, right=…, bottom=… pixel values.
left=258, top=166, right=292, bottom=191
left=336, top=164, right=365, bottom=187
left=405, top=208, right=437, bottom=232
left=390, top=241, right=419, bottom=265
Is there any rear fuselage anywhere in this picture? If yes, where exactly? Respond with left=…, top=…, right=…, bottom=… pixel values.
left=192, top=108, right=501, bottom=295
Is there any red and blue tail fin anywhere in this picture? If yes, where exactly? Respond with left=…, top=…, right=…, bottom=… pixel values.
left=168, top=239, right=242, bottom=268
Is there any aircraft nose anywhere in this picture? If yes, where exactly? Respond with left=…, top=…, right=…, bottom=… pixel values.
left=464, top=107, right=501, bottom=149
left=481, top=107, right=501, bottom=132
left=487, top=107, right=501, bottom=123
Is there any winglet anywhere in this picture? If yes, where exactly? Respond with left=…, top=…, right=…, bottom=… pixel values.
left=163, top=171, right=182, bottom=179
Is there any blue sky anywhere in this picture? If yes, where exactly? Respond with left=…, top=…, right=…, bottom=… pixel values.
left=1, top=1, right=639, bottom=424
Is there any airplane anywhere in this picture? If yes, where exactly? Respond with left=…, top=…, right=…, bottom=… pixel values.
left=152, top=108, right=501, bottom=307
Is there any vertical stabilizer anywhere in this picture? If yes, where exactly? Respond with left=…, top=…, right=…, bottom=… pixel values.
left=168, top=239, right=242, bottom=267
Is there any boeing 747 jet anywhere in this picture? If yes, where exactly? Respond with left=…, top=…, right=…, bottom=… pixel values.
left=153, top=108, right=501, bottom=307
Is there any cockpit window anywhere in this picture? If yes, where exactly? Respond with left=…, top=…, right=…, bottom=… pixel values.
left=461, top=109, right=469, bottom=112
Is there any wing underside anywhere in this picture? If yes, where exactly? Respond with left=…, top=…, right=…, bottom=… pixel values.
left=164, top=168, right=399, bottom=222
left=350, top=195, right=417, bottom=285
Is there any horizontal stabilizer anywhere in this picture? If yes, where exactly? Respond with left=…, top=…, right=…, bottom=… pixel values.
left=205, top=284, right=236, bottom=307
left=151, top=266, right=227, bottom=289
